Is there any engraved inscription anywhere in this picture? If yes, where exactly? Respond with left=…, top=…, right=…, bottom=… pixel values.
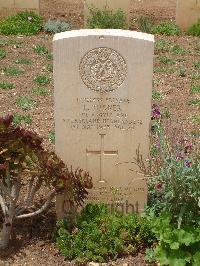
left=64, top=97, right=143, bottom=131
left=79, top=47, right=127, bottom=93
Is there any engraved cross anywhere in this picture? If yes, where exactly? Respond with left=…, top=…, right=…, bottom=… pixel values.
left=86, top=134, right=118, bottom=182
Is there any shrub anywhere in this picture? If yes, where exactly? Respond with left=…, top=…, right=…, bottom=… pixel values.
left=188, top=19, right=200, bottom=36
left=0, top=11, right=42, bottom=35
left=0, top=115, right=92, bottom=249
left=87, top=5, right=127, bottom=29
left=44, top=20, right=71, bottom=34
left=153, top=21, right=181, bottom=36
left=56, top=203, right=154, bottom=263
left=145, top=126, right=200, bottom=227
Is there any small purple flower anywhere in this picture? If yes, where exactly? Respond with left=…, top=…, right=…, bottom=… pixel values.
left=155, top=183, right=163, bottom=190
left=176, top=151, right=184, bottom=160
left=152, top=104, right=161, bottom=120
left=184, top=160, right=192, bottom=168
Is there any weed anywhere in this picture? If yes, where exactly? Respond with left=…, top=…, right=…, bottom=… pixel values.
left=0, top=81, right=14, bottom=90
left=87, top=5, right=127, bottom=29
left=191, top=70, right=200, bottom=81
left=0, top=49, right=6, bottom=59
left=47, top=63, right=53, bottom=72
left=152, top=90, right=163, bottom=102
left=16, top=96, right=35, bottom=110
left=158, top=56, right=175, bottom=65
left=170, top=44, right=189, bottom=55
left=153, top=22, right=181, bottom=36
left=32, top=87, right=50, bottom=96
left=13, top=113, right=32, bottom=126
left=192, top=115, right=200, bottom=125
left=194, top=60, right=200, bottom=69
left=178, top=66, right=187, bottom=77
left=161, top=107, right=171, bottom=118
left=48, top=131, right=55, bottom=144
left=190, top=85, right=200, bottom=94
left=13, top=57, right=32, bottom=64
left=155, top=39, right=170, bottom=53
left=0, top=11, right=42, bottom=35
left=3, top=66, right=24, bottom=76
left=44, top=20, right=71, bottom=33
left=33, top=44, right=48, bottom=55
left=188, top=98, right=200, bottom=107
left=154, top=66, right=174, bottom=74
left=137, top=16, right=153, bottom=33
left=46, top=52, right=53, bottom=61
left=0, top=39, right=24, bottom=47
left=33, top=75, right=50, bottom=85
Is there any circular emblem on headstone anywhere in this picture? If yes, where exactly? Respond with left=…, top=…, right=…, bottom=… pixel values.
left=79, top=47, right=127, bottom=93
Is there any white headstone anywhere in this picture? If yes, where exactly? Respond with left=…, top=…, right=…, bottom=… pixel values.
left=53, top=29, right=154, bottom=217
left=0, top=0, right=39, bottom=18
left=176, top=0, right=200, bottom=30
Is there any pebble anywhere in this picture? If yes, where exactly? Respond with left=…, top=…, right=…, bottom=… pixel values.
left=88, top=262, right=100, bottom=266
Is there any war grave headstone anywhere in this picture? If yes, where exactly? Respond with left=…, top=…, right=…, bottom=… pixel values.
left=53, top=29, right=154, bottom=218
left=84, top=0, right=130, bottom=26
left=0, top=0, right=39, bottom=18
left=176, top=0, right=200, bottom=30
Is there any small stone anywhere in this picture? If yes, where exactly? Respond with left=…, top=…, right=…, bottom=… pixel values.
left=88, top=262, right=100, bottom=266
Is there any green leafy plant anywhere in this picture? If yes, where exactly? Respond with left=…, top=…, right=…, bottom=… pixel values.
left=33, top=44, right=49, bottom=55
left=194, top=60, right=200, bottom=69
left=0, top=81, right=14, bottom=90
left=16, top=96, right=35, bottom=110
left=188, top=19, right=200, bottom=36
left=0, top=48, right=6, bottom=59
left=188, top=98, right=200, bottom=107
left=47, top=52, right=53, bottom=61
left=158, top=56, right=175, bottom=65
left=3, top=66, right=24, bottom=76
left=190, top=84, right=200, bottom=94
left=178, top=66, right=187, bottom=77
left=152, top=90, right=164, bottom=102
left=0, top=115, right=92, bottom=248
left=47, top=63, right=53, bottom=72
left=13, top=113, right=32, bottom=126
left=87, top=5, right=127, bottom=29
left=155, top=39, right=170, bottom=53
left=13, top=57, right=32, bottom=65
left=43, top=20, right=71, bottom=33
left=0, top=11, right=42, bottom=35
left=33, top=75, right=50, bottom=85
left=153, top=22, right=181, bottom=36
left=48, top=131, right=55, bottom=144
left=153, top=66, right=174, bottom=74
left=170, top=44, right=189, bottom=55
left=32, top=87, right=50, bottom=96
left=147, top=213, right=200, bottom=266
left=0, top=39, right=24, bottom=48
left=192, top=115, right=200, bottom=126
left=56, top=203, right=154, bottom=263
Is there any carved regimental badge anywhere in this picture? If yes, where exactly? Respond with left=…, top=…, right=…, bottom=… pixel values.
left=79, top=47, right=127, bottom=93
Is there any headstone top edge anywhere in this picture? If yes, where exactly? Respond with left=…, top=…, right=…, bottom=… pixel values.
left=53, top=29, right=154, bottom=43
